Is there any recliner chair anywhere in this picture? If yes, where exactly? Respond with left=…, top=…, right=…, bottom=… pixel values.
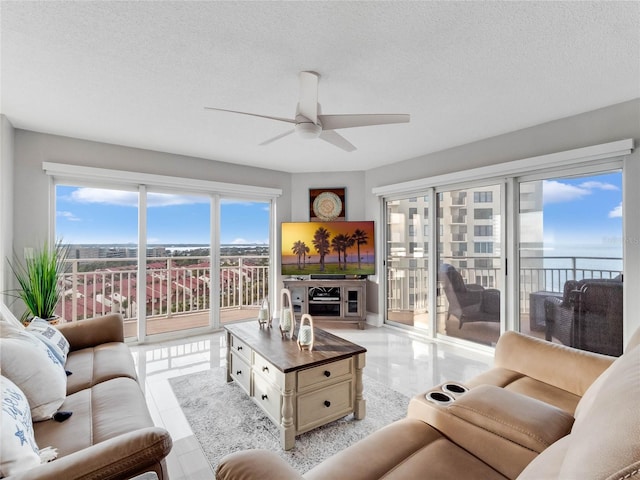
left=439, top=263, right=500, bottom=328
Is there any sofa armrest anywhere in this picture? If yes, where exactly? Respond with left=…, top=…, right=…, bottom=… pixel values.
left=216, top=450, right=303, bottom=480
left=57, top=314, right=125, bottom=351
left=408, top=385, right=574, bottom=479
left=493, top=331, right=614, bottom=397
left=6, top=427, right=172, bottom=480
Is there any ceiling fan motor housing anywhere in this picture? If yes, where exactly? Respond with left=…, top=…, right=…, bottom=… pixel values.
left=295, top=118, right=322, bottom=139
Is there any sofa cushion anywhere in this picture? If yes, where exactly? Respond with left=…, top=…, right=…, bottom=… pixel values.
left=0, top=376, right=42, bottom=476
left=33, top=376, right=155, bottom=458
left=466, top=366, right=582, bottom=414
left=26, top=317, right=70, bottom=364
left=304, top=418, right=508, bottom=480
left=65, top=342, right=138, bottom=395
left=0, top=323, right=67, bottom=421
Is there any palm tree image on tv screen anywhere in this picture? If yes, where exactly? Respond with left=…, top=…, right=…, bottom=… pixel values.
left=281, top=221, right=375, bottom=276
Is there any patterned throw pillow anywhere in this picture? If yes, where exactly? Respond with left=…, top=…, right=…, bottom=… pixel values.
left=0, top=324, right=67, bottom=421
left=0, top=376, right=44, bottom=476
left=26, top=317, right=70, bottom=365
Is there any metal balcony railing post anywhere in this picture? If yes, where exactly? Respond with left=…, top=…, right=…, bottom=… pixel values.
left=166, top=258, right=173, bottom=318
left=71, top=260, right=78, bottom=322
left=238, top=257, right=244, bottom=308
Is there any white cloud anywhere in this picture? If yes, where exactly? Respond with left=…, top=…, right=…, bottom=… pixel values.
left=57, top=210, right=81, bottom=222
left=69, top=188, right=209, bottom=207
left=229, top=237, right=268, bottom=245
left=608, top=203, right=622, bottom=218
left=542, top=180, right=591, bottom=205
left=579, top=181, right=619, bottom=191
left=147, top=193, right=209, bottom=207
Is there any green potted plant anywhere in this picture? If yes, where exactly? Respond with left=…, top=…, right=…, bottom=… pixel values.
left=7, top=240, right=69, bottom=324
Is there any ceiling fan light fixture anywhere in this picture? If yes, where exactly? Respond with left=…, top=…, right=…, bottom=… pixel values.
left=295, top=121, right=322, bottom=139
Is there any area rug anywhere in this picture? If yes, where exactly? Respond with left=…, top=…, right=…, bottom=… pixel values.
left=169, top=367, right=409, bottom=476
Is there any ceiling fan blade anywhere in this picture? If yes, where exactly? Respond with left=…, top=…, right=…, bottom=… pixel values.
left=318, top=113, right=410, bottom=131
left=298, top=71, right=319, bottom=124
left=319, top=130, right=357, bottom=152
left=259, top=129, right=295, bottom=146
left=204, top=107, right=296, bottom=125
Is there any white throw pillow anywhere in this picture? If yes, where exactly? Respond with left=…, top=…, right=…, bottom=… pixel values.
left=0, top=327, right=67, bottom=421
left=0, top=375, right=42, bottom=476
left=26, top=317, right=70, bottom=365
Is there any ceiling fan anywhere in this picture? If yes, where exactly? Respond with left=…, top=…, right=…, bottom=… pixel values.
left=205, top=71, right=410, bottom=152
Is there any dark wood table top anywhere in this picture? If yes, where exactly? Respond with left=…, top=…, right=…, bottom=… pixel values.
left=225, top=322, right=366, bottom=373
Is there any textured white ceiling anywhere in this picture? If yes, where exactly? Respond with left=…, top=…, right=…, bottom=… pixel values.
left=1, top=1, right=639, bottom=173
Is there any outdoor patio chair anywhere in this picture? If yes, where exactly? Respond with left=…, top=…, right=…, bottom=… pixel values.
left=438, top=263, right=500, bottom=328
left=544, top=277, right=623, bottom=356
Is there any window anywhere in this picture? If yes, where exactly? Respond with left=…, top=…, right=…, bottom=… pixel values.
left=48, top=162, right=281, bottom=342
left=474, top=242, right=494, bottom=253
left=518, top=170, right=623, bottom=355
left=474, top=225, right=493, bottom=236
left=409, top=207, right=418, bottom=218
left=474, top=208, right=493, bottom=220
left=474, top=191, right=493, bottom=203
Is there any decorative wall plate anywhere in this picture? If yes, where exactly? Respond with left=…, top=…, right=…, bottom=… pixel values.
left=312, top=192, right=343, bottom=221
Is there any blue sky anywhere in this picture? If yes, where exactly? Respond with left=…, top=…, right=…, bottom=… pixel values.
left=539, top=171, right=622, bottom=257
left=56, top=185, right=269, bottom=244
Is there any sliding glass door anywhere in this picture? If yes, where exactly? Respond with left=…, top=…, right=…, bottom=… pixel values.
left=219, top=198, right=271, bottom=325
left=436, top=184, right=504, bottom=347
left=385, top=196, right=431, bottom=333
left=381, top=153, right=625, bottom=356
left=55, top=184, right=140, bottom=339
left=145, top=190, right=212, bottom=337
left=518, top=170, right=624, bottom=355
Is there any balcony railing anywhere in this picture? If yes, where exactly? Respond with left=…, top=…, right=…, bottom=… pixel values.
left=58, top=255, right=269, bottom=322
left=387, top=255, right=622, bottom=313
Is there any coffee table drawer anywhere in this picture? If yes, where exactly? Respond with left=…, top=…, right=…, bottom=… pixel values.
left=298, top=358, right=352, bottom=391
left=230, top=351, right=251, bottom=395
left=230, top=335, right=252, bottom=362
left=253, top=373, right=282, bottom=423
left=297, top=380, right=353, bottom=431
left=254, top=352, right=280, bottom=386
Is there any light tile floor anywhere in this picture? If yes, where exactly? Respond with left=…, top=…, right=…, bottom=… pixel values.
left=129, top=324, right=494, bottom=480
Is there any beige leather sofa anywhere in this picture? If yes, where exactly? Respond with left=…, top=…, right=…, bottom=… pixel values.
left=7, top=314, right=172, bottom=480
left=217, top=328, right=640, bottom=480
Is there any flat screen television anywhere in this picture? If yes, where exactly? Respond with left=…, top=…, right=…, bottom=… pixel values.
left=281, top=221, right=375, bottom=276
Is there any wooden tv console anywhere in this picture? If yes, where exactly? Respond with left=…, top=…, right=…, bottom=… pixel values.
left=283, top=279, right=366, bottom=329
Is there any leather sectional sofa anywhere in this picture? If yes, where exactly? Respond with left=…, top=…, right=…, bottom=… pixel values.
left=217, top=327, right=640, bottom=480
left=5, top=314, right=173, bottom=480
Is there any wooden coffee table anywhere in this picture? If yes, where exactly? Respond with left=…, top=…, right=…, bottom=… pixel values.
left=225, top=322, right=367, bottom=450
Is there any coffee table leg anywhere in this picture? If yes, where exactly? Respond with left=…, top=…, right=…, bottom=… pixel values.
left=354, top=353, right=366, bottom=420
left=225, top=331, right=232, bottom=383
left=281, top=374, right=295, bottom=450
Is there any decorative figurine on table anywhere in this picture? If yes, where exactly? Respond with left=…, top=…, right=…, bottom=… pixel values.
left=257, top=297, right=271, bottom=328
left=297, top=314, right=314, bottom=352
left=279, top=288, right=295, bottom=339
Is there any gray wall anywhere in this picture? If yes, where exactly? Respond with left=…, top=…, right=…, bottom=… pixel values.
left=0, top=115, right=15, bottom=301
